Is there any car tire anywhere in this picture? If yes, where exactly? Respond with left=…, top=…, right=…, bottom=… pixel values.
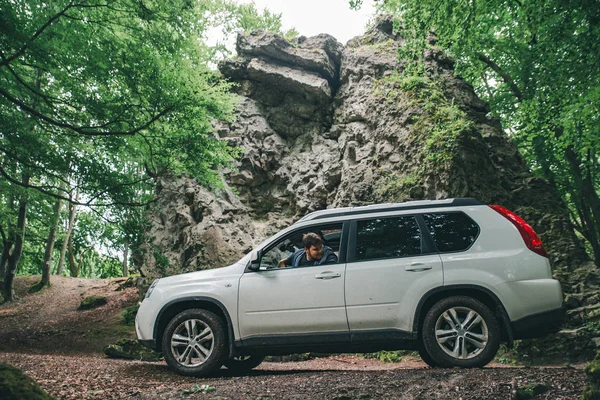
left=417, top=345, right=438, bottom=368
left=162, top=309, right=227, bottom=376
left=223, top=355, right=266, bottom=374
left=422, top=296, right=500, bottom=368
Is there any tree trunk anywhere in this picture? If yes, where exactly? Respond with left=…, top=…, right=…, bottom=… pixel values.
left=565, top=145, right=600, bottom=266
left=57, top=192, right=78, bottom=276
left=0, top=225, right=12, bottom=282
left=122, top=239, right=129, bottom=277
left=2, top=174, right=29, bottom=302
left=67, top=234, right=79, bottom=278
left=0, top=242, right=13, bottom=285
left=34, top=199, right=62, bottom=291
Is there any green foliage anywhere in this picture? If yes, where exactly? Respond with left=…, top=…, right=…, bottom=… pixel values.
left=363, top=350, right=414, bottom=363
left=1, top=0, right=239, bottom=194
left=181, top=384, right=216, bottom=395
left=583, top=352, right=600, bottom=400
left=152, top=247, right=172, bottom=275
left=121, top=304, right=139, bottom=326
left=373, top=68, right=474, bottom=201
left=370, top=0, right=600, bottom=264
left=515, top=383, right=548, bottom=400
left=78, top=295, right=107, bottom=310
left=375, top=171, right=419, bottom=200
left=0, top=362, right=54, bottom=400
left=103, top=338, right=161, bottom=362
left=376, top=70, right=473, bottom=166
left=199, top=0, right=298, bottom=58
left=0, top=0, right=290, bottom=288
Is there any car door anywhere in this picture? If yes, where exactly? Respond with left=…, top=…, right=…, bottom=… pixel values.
left=344, top=214, right=443, bottom=339
left=237, top=222, right=350, bottom=343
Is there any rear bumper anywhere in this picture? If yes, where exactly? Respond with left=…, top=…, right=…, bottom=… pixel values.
left=510, top=305, right=566, bottom=339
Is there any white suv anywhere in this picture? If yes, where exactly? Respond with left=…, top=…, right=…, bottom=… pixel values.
left=136, top=198, right=565, bottom=375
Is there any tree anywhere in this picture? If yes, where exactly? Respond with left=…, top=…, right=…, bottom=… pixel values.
left=0, top=0, right=238, bottom=300
left=354, top=0, right=600, bottom=264
left=29, top=198, right=61, bottom=292
left=0, top=0, right=295, bottom=300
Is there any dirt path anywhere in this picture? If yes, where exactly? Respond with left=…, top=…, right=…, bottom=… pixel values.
left=0, top=276, right=138, bottom=354
left=0, top=276, right=589, bottom=399
left=0, top=352, right=587, bottom=399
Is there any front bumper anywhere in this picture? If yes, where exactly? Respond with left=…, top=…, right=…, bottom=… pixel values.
left=510, top=304, right=566, bottom=340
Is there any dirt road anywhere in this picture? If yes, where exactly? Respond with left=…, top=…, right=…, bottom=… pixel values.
left=0, top=352, right=587, bottom=399
left=0, top=276, right=588, bottom=399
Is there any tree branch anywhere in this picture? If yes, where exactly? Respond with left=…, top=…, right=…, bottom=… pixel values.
left=0, top=85, right=174, bottom=136
left=477, top=53, right=523, bottom=101
left=0, top=165, right=154, bottom=207
left=0, top=1, right=132, bottom=68
left=0, top=1, right=77, bottom=67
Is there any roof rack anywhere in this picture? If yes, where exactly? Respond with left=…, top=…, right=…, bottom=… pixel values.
left=296, top=198, right=484, bottom=223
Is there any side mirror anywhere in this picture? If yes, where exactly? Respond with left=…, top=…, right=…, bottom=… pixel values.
left=247, top=250, right=260, bottom=271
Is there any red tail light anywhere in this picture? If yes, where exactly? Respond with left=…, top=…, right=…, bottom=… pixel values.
left=490, top=205, right=548, bottom=257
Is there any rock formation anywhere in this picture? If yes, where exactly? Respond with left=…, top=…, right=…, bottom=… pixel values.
left=137, top=16, right=598, bottom=360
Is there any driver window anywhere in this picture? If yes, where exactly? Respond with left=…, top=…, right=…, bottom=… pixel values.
left=260, top=223, right=343, bottom=269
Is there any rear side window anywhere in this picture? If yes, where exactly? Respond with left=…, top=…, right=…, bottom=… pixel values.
left=355, top=216, right=421, bottom=261
left=422, top=212, right=479, bottom=253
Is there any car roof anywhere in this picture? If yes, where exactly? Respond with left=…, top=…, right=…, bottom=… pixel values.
left=295, top=198, right=484, bottom=223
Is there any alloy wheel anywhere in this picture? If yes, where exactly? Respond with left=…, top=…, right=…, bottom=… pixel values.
left=170, top=319, right=214, bottom=367
left=434, top=306, right=489, bottom=360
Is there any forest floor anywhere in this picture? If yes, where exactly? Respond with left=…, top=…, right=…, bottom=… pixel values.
left=0, top=276, right=590, bottom=399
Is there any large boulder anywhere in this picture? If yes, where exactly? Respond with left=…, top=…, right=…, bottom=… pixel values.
left=0, top=363, right=54, bottom=400
left=138, top=16, right=592, bottom=310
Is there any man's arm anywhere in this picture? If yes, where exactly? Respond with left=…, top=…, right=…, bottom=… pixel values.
left=278, top=256, right=291, bottom=268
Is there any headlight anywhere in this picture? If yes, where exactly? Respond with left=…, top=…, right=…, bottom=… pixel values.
left=145, top=279, right=160, bottom=299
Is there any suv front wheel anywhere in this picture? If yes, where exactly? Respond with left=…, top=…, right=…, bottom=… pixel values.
left=421, top=296, right=500, bottom=368
left=162, top=309, right=227, bottom=376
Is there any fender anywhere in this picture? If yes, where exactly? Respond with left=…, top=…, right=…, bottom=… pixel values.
left=154, top=296, right=236, bottom=357
left=412, top=284, right=514, bottom=344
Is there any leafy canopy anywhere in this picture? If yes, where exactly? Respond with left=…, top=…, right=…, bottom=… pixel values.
left=0, top=0, right=294, bottom=280
left=0, top=0, right=240, bottom=207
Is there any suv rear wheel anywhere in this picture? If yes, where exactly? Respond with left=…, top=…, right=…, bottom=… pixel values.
left=162, top=309, right=227, bottom=376
left=421, top=296, right=500, bottom=368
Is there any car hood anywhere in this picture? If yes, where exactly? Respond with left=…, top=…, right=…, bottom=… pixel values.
left=154, top=255, right=250, bottom=286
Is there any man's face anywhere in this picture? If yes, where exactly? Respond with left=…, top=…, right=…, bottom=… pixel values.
left=306, top=244, right=324, bottom=261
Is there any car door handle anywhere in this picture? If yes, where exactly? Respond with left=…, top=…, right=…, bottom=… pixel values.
left=405, top=263, right=433, bottom=272
left=315, top=271, right=342, bottom=279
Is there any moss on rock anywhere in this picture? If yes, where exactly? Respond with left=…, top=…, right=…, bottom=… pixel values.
left=516, top=383, right=548, bottom=399
left=583, top=354, right=600, bottom=399
left=0, top=362, right=54, bottom=400
left=78, top=296, right=107, bottom=310
left=121, top=305, right=139, bottom=326
left=104, top=339, right=162, bottom=361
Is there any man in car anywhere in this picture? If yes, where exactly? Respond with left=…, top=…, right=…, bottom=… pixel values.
left=278, top=232, right=338, bottom=268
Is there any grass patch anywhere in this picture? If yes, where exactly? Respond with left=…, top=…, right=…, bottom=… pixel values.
left=363, top=350, right=416, bottom=363
left=87, top=325, right=134, bottom=338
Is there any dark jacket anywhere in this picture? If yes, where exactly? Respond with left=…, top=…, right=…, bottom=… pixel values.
left=289, top=245, right=338, bottom=267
